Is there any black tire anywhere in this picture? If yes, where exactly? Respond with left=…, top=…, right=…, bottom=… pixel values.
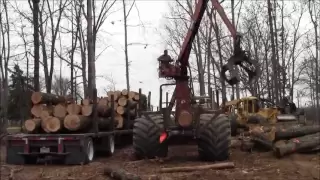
left=105, top=135, right=115, bottom=156
left=197, top=114, right=231, bottom=161
left=133, top=114, right=168, bottom=159
left=84, top=137, right=94, bottom=164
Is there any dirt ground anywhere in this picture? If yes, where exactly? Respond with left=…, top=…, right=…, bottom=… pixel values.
left=0, top=144, right=319, bottom=180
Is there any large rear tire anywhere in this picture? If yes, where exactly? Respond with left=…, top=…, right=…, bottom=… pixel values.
left=133, top=114, right=168, bottom=159
left=197, top=114, right=231, bottom=161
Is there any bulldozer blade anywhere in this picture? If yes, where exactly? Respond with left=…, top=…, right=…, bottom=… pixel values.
left=277, top=114, right=297, bottom=121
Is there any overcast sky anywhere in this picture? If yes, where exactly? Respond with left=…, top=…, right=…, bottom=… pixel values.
left=4, top=0, right=316, bottom=107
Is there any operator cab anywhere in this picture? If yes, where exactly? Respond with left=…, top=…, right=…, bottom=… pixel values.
left=157, top=50, right=180, bottom=78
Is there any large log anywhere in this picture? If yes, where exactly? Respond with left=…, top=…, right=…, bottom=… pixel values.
left=31, top=104, right=47, bottom=118
left=98, top=117, right=117, bottom=129
left=24, top=118, right=41, bottom=133
left=108, top=102, right=118, bottom=110
left=40, top=105, right=54, bottom=120
left=81, top=105, right=93, bottom=116
left=82, top=99, right=92, bottom=106
left=128, top=91, right=136, bottom=100
left=53, top=104, right=67, bottom=118
left=45, top=116, right=64, bottom=132
left=98, top=98, right=108, bottom=106
left=121, top=89, right=128, bottom=96
left=97, top=105, right=112, bottom=117
left=104, top=166, right=142, bottom=180
left=133, top=94, right=147, bottom=110
left=118, top=96, right=127, bottom=106
left=159, top=162, right=235, bottom=173
left=115, top=113, right=124, bottom=129
left=41, top=116, right=51, bottom=133
left=116, top=106, right=136, bottom=116
left=64, top=114, right=91, bottom=131
left=67, top=103, right=81, bottom=115
left=108, top=91, right=121, bottom=101
left=273, top=132, right=320, bottom=158
left=31, top=92, right=66, bottom=105
left=269, top=125, right=320, bottom=141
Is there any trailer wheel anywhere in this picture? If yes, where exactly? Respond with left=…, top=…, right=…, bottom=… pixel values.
left=84, top=138, right=94, bottom=163
left=133, top=114, right=168, bottom=159
left=197, top=114, right=231, bottom=161
left=105, top=135, right=115, bottom=156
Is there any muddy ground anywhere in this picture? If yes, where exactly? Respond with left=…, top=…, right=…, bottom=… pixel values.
left=0, top=144, right=319, bottom=180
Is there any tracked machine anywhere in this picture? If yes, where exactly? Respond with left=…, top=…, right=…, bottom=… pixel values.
left=132, top=0, right=258, bottom=161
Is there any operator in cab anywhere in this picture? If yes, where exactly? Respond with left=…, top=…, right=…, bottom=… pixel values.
left=158, top=50, right=173, bottom=68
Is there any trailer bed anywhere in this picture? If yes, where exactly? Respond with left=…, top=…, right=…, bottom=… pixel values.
left=5, top=129, right=133, bottom=165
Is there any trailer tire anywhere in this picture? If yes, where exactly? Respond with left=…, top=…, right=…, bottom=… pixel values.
left=133, top=114, right=168, bottom=159
left=84, top=137, right=94, bottom=163
left=197, top=114, right=231, bottom=161
left=105, top=135, right=115, bottom=156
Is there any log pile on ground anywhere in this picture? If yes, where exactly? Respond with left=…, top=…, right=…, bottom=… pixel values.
left=232, top=122, right=320, bottom=158
left=24, top=89, right=147, bottom=134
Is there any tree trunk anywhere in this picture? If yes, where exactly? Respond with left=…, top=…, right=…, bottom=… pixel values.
left=267, top=0, right=279, bottom=104
left=33, top=0, right=40, bottom=91
left=87, top=0, right=95, bottom=98
left=122, top=0, right=130, bottom=91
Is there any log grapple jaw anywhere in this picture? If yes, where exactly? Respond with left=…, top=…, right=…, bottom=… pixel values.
left=221, top=35, right=259, bottom=86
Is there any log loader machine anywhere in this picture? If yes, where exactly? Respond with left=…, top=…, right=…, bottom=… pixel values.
left=132, top=0, right=258, bottom=161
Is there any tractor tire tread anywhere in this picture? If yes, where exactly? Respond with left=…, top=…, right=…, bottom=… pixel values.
left=133, top=114, right=168, bottom=159
left=198, top=114, right=231, bottom=161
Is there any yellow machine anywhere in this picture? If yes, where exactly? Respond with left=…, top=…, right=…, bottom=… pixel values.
left=225, top=96, right=305, bottom=136
left=224, top=96, right=280, bottom=126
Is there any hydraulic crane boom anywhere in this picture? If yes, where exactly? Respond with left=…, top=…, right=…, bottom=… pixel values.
left=163, top=0, right=258, bottom=127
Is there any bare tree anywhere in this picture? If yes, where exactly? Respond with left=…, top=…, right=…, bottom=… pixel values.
left=307, top=0, right=319, bottom=120
left=0, top=0, right=11, bottom=119
left=32, top=0, right=40, bottom=91
left=122, top=0, right=136, bottom=91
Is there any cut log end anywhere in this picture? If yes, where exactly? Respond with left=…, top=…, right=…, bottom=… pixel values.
left=81, top=105, right=93, bottom=116
left=31, top=92, right=43, bottom=104
left=24, top=118, right=41, bottom=132
left=46, top=117, right=63, bottom=133
left=118, top=97, right=127, bottom=106
left=64, top=115, right=90, bottom=131
left=53, top=104, right=67, bottom=118
left=31, top=104, right=45, bottom=118
left=121, top=89, right=128, bottom=96
left=67, top=104, right=81, bottom=115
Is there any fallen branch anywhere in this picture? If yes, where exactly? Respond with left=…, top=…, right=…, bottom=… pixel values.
left=104, top=166, right=141, bottom=180
left=159, top=162, right=235, bottom=173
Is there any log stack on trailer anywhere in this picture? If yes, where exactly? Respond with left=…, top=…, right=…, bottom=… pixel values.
left=24, top=89, right=147, bottom=134
left=5, top=88, right=150, bottom=165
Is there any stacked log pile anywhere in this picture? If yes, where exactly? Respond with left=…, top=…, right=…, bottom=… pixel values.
left=24, top=89, right=147, bottom=134
left=233, top=122, right=320, bottom=158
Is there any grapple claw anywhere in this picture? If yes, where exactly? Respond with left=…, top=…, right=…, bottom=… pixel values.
left=221, top=50, right=258, bottom=85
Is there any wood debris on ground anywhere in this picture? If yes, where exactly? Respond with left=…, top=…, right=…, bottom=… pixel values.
left=231, top=119, right=320, bottom=158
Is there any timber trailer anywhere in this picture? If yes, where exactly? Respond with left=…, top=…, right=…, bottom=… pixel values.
left=132, top=0, right=258, bottom=161
left=5, top=88, right=151, bottom=165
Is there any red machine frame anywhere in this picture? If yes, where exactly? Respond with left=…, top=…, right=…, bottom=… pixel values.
left=157, top=0, right=257, bottom=127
